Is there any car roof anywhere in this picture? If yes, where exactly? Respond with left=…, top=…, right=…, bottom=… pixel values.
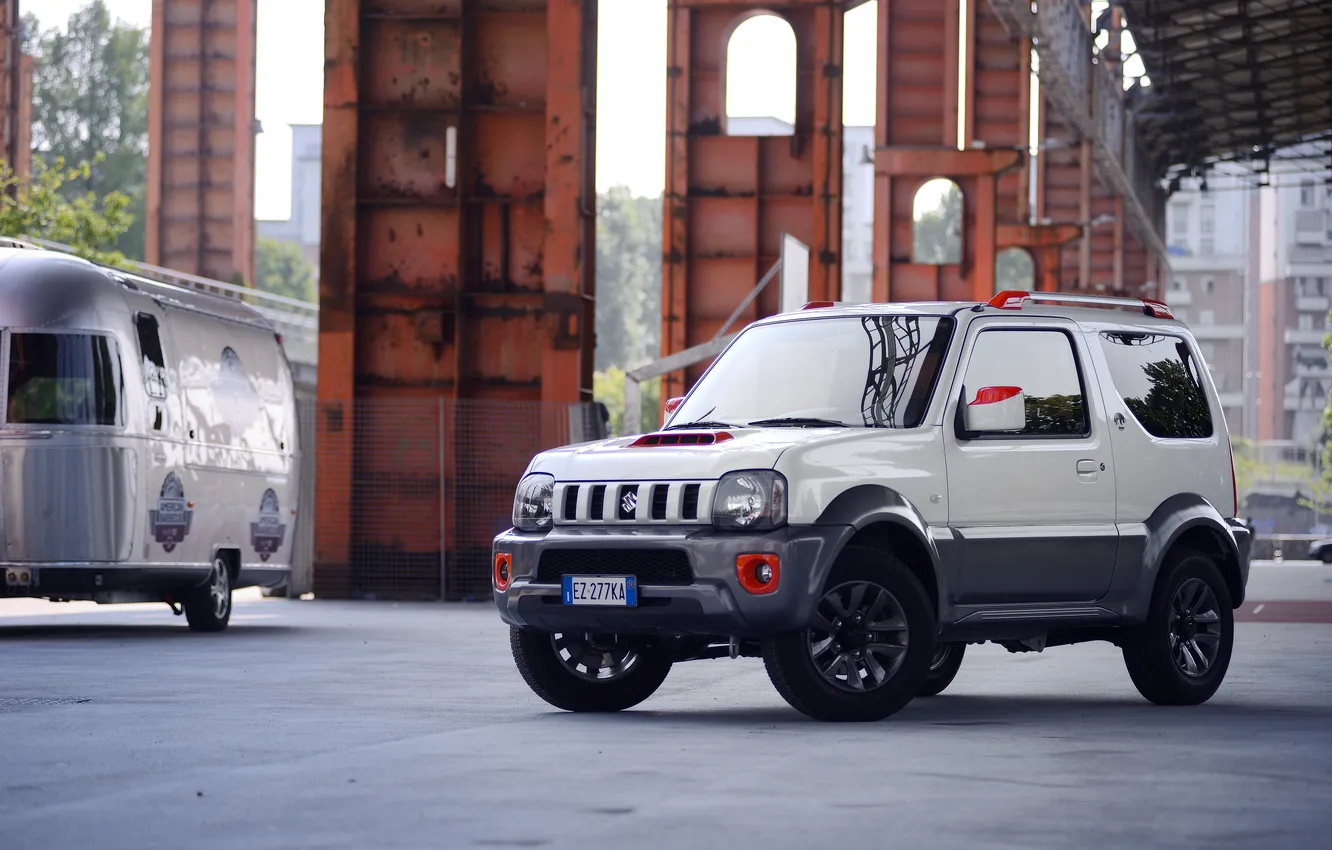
left=751, top=300, right=1187, bottom=333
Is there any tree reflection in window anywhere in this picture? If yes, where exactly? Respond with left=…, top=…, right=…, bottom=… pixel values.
left=961, top=329, right=1088, bottom=437
left=860, top=315, right=954, bottom=428
left=1023, top=394, right=1087, bottom=436
left=1099, top=332, right=1213, bottom=439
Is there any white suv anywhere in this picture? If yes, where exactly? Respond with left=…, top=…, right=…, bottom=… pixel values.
left=493, top=290, right=1252, bottom=722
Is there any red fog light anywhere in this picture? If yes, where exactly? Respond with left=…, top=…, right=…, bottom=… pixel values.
left=736, top=554, right=780, bottom=595
left=493, top=553, right=512, bottom=591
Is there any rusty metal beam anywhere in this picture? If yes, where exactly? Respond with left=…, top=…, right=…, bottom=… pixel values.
left=0, top=0, right=23, bottom=184
left=997, top=223, right=1080, bottom=248
left=874, top=147, right=1021, bottom=176
left=987, top=0, right=1169, bottom=267
left=873, top=0, right=1030, bottom=303
left=660, top=0, right=843, bottom=403
left=13, top=51, right=29, bottom=182
left=146, top=0, right=257, bottom=284
left=315, top=0, right=596, bottom=598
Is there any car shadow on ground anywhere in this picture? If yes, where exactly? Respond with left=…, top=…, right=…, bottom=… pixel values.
left=0, top=623, right=300, bottom=641
left=578, top=693, right=1332, bottom=730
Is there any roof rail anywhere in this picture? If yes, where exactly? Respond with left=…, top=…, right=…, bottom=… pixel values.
left=988, top=289, right=1174, bottom=320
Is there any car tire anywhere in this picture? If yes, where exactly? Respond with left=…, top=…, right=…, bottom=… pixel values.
left=762, top=546, right=936, bottom=722
left=917, top=641, right=966, bottom=697
left=1121, top=551, right=1234, bottom=706
left=509, top=627, right=673, bottom=713
left=1321, top=550, right=1332, bottom=565
left=183, top=556, right=233, bottom=633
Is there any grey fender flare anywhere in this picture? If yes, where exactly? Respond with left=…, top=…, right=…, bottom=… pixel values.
left=808, top=484, right=946, bottom=623
left=1134, top=494, right=1246, bottom=612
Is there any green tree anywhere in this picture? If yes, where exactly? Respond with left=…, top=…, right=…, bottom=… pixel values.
left=595, top=187, right=662, bottom=371
left=593, top=367, right=662, bottom=436
left=0, top=154, right=132, bottom=265
left=26, top=1, right=150, bottom=260
left=913, top=181, right=963, bottom=264
left=255, top=237, right=317, bottom=303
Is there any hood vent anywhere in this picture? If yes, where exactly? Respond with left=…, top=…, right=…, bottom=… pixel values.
left=629, top=431, right=733, bottom=448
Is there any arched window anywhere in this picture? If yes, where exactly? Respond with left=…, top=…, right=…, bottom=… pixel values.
left=725, top=14, right=796, bottom=136
left=912, top=179, right=962, bottom=264
left=996, top=247, right=1035, bottom=292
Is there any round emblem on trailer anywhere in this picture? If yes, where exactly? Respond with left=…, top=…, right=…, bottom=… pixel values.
left=250, top=489, right=287, bottom=561
left=149, top=472, right=194, bottom=553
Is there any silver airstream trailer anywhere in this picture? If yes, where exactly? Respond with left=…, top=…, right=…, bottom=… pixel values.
left=0, top=245, right=299, bottom=631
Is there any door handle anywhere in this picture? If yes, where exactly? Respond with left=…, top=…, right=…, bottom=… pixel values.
left=1077, top=459, right=1100, bottom=474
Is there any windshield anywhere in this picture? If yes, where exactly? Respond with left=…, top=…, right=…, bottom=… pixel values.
left=669, top=315, right=955, bottom=429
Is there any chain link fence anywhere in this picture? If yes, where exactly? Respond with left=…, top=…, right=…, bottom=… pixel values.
left=288, top=398, right=605, bottom=601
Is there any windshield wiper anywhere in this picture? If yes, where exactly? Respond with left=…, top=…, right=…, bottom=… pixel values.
left=662, top=419, right=737, bottom=431
left=747, top=417, right=850, bottom=428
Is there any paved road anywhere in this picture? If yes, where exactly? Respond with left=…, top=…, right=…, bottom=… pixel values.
left=2, top=584, right=1331, bottom=850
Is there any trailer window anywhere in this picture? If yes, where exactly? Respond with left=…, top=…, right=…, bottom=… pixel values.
left=6, top=333, right=123, bottom=426
left=135, top=314, right=168, bottom=399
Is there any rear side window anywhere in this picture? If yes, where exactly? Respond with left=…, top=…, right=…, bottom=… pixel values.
left=6, top=333, right=123, bottom=426
left=1098, top=331, right=1212, bottom=439
left=960, top=329, right=1089, bottom=437
left=135, top=314, right=168, bottom=399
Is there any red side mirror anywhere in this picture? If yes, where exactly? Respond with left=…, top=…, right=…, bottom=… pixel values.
left=664, top=396, right=684, bottom=416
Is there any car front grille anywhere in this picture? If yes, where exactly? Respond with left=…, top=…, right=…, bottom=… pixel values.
left=535, top=549, right=694, bottom=586
left=554, top=480, right=715, bottom=525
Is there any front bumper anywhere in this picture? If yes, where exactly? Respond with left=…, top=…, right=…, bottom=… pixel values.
left=492, top=524, right=851, bottom=638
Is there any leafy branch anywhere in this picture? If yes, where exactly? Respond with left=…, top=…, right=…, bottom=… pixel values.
left=0, top=154, right=133, bottom=267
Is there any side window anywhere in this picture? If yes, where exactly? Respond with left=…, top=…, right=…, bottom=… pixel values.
left=135, top=314, right=168, bottom=400
left=6, top=333, right=123, bottom=426
left=1098, top=331, right=1213, bottom=439
left=960, top=329, right=1088, bottom=437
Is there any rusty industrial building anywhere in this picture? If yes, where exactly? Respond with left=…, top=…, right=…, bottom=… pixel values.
left=5, top=0, right=1329, bottom=599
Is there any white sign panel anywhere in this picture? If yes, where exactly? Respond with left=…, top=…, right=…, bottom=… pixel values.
left=778, top=234, right=811, bottom=313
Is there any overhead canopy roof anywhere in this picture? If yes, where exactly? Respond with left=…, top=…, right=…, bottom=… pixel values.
left=1121, top=0, right=1332, bottom=175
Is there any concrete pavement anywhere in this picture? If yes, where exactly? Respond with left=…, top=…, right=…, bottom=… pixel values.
left=2, top=583, right=1331, bottom=850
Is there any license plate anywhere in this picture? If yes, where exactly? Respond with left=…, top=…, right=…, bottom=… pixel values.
left=561, top=575, right=637, bottom=607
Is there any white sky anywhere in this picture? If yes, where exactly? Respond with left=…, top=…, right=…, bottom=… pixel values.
left=33, top=1, right=1144, bottom=222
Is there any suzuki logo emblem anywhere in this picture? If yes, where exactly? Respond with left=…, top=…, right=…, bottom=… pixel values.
left=621, top=491, right=638, bottom=515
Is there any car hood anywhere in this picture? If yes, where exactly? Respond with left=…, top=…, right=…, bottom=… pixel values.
left=528, top=428, right=837, bottom=481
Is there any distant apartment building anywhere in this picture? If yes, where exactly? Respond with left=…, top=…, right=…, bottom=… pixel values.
left=257, top=124, right=322, bottom=276
left=1257, top=162, right=1332, bottom=445
left=1162, top=172, right=1255, bottom=437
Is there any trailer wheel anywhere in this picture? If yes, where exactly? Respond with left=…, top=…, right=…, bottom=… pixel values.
left=184, top=556, right=233, bottom=632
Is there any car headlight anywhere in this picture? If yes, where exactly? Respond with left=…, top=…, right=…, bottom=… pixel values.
left=512, top=473, right=554, bottom=531
left=712, top=470, right=787, bottom=531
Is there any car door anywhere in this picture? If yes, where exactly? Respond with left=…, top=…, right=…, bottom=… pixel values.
left=943, top=317, right=1118, bottom=604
